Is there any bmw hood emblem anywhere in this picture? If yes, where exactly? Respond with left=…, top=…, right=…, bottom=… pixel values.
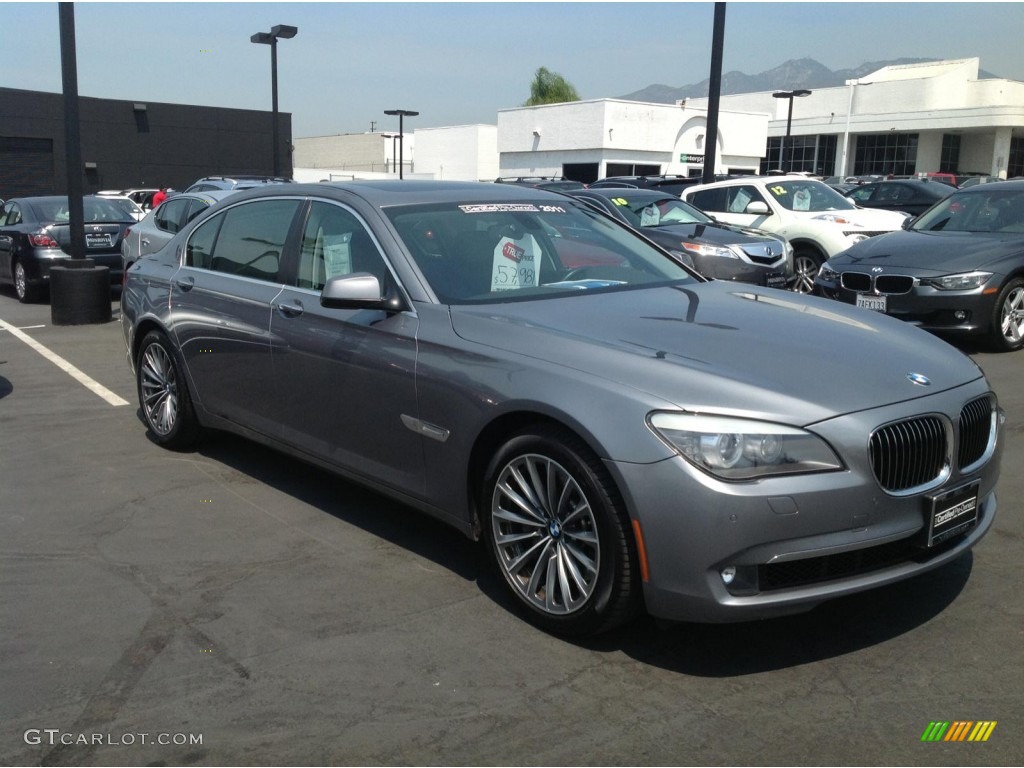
left=907, top=373, right=932, bottom=386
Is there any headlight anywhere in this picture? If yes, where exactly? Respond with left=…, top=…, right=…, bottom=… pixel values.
left=648, top=412, right=844, bottom=480
left=679, top=241, right=739, bottom=259
left=927, top=271, right=993, bottom=291
left=814, top=214, right=858, bottom=225
left=816, top=263, right=840, bottom=282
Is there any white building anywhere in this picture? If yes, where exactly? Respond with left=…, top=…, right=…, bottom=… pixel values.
left=414, top=125, right=498, bottom=181
left=496, top=98, right=769, bottom=180
left=293, top=132, right=417, bottom=179
left=687, top=58, right=1024, bottom=179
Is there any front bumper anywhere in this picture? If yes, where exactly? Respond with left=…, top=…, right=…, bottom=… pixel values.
left=815, top=277, right=998, bottom=336
left=607, top=382, right=1002, bottom=623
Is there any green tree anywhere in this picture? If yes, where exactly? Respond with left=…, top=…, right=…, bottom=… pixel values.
left=523, top=67, right=580, bottom=106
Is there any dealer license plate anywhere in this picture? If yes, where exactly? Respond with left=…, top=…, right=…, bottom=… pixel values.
left=86, top=233, right=112, bottom=248
left=925, top=481, right=980, bottom=547
left=855, top=293, right=887, bottom=312
left=765, top=272, right=787, bottom=290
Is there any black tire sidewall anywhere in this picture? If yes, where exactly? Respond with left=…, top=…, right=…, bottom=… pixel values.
left=482, top=427, right=634, bottom=636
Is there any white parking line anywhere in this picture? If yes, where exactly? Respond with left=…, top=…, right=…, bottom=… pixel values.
left=0, top=318, right=130, bottom=406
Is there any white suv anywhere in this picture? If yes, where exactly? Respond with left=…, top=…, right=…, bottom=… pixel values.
left=684, top=177, right=908, bottom=293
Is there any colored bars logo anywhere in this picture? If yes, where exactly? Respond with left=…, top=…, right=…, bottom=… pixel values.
left=921, top=721, right=997, bottom=742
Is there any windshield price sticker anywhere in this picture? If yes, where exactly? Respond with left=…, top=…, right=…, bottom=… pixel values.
left=769, top=185, right=788, bottom=196
left=491, top=235, right=540, bottom=292
left=460, top=203, right=539, bottom=214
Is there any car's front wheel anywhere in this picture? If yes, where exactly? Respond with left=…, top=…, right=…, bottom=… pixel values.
left=791, top=247, right=823, bottom=294
left=482, top=425, right=640, bottom=636
left=137, top=330, right=203, bottom=449
left=991, top=277, right=1024, bottom=352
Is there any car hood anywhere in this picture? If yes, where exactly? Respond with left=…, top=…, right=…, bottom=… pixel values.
left=449, top=281, right=983, bottom=425
left=643, top=222, right=778, bottom=247
left=828, top=229, right=1024, bottom=275
left=789, top=206, right=907, bottom=230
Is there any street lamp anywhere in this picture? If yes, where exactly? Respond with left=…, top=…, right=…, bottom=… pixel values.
left=772, top=89, right=811, bottom=173
left=384, top=109, right=419, bottom=179
left=380, top=133, right=398, bottom=173
left=251, top=24, right=298, bottom=177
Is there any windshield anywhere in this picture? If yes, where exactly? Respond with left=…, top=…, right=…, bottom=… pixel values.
left=387, top=199, right=698, bottom=304
left=764, top=180, right=857, bottom=212
left=912, top=188, right=1024, bottom=233
left=597, top=194, right=713, bottom=228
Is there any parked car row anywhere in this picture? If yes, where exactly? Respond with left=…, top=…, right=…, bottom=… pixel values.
left=681, top=176, right=909, bottom=293
left=815, top=179, right=1024, bottom=351
left=118, top=179, right=1002, bottom=638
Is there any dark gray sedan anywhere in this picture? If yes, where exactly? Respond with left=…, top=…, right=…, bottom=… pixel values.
left=0, top=195, right=133, bottom=302
left=816, top=180, right=1024, bottom=351
left=121, top=181, right=1002, bottom=636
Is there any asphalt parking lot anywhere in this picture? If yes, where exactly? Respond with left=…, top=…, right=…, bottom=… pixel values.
left=1, top=287, right=1021, bottom=767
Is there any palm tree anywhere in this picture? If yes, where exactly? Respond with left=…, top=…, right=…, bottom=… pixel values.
left=524, top=67, right=580, bottom=106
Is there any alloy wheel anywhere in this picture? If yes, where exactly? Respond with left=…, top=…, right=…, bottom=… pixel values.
left=791, top=254, right=819, bottom=294
left=14, top=262, right=27, bottom=300
left=1000, top=284, right=1024, bottom=346
left=490, top=453, right=600, bottom=616
left=140, top=342, right=179, bottom=436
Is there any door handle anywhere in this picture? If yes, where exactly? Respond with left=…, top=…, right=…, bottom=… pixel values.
left=141, top=238, right=150, bottom=247
left=173, top=276, right=195, bottom=292
left=274, top=300, right=304, bottom=318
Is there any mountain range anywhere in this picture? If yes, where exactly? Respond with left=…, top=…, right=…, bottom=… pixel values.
left=617, top=57, right=997, bottom=103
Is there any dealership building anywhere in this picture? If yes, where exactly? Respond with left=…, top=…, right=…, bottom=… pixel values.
left=687, top=57, right=1024, bottom=179
left=294, top=58, right=1024, bottom=184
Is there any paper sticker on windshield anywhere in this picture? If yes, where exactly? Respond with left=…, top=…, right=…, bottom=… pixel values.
left=639, top=204, right=661, bottom=227
left=460, top=203, right=539, bottom=214
left=322, top=234, right=352, bottom=278
left=491, top=235, right=540, bottom=291
left=769, top=185, right=788, bottom=196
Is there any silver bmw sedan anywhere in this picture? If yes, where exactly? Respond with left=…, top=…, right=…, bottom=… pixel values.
left=121, top=180, right=1002, bottom=636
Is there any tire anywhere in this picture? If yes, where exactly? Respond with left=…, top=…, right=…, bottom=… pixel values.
left=990, top=277, right=1024, bottom=352
left=482, top=425, right=640, bottom=636
left=136, top=330, right=203, bottom=449
left=13, top=260, right=39, bottom=303
left=791, top=247, right=824, bottom=294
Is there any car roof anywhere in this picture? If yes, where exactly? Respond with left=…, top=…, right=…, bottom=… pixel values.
left=225, top=180, right=573, bottom=208
left=568, top=188, right=680, bottom=200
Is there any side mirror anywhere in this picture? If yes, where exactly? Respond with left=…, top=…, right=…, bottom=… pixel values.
left=745, top=201, right=771, bottom=215
left=901, top=215, right=916, bottom=230
left=320, top=272, right=407, bottom=312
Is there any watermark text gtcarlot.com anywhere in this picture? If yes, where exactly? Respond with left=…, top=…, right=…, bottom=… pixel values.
left=24, top=729, right=202, bottom=747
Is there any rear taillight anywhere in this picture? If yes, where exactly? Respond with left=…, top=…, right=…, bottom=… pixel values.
left=28, top=232, right=60, bottom=248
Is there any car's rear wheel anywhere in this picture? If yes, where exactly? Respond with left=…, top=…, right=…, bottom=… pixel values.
left=991, top=277, right=1024, bottom=352
left=482, top=425, right=640, bottom=636
left=137, top=330, right=202, bottom=449
left=791, top=247, right=823, bottom=294
left=13, top=260, right=39, bottom=303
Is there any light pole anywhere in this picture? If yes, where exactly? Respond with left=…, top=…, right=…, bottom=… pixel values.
left=772, top=89, right=811, bottom=173
left=251, top=24, right=298, bottom=177
left=384, top=109, right=418, bottom=179
left=381, top=133, right=398, bottom=173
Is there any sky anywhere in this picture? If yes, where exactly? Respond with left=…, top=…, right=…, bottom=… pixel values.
left=3, top=1, right=1024, bottom=138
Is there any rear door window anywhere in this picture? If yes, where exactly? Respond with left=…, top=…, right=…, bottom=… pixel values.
left=186, top=199, right=300, bottom=281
